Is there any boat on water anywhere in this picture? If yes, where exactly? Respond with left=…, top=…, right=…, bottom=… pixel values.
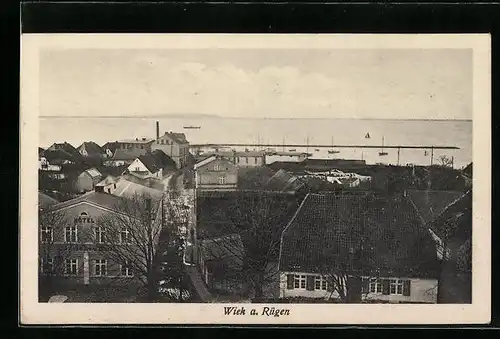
left=315, top=148, right=320, bottom=152
left=289, top=149, right=296, bottom=152
left=379, top=136, right=388, bottom=156
left=328, top=136, right=340, bottom=154
left=365, top=133, right=371, bottom=139
left=183, top=126, right=201, bottom=129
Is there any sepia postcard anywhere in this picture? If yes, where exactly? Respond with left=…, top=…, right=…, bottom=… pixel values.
left=20, top=34, right=491, bottom=325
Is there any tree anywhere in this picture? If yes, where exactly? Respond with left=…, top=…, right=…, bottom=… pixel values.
left=38, top=207, right=73, bottom=300
left=97, top=193, right=163, bottom=302
left=437, top=155, right=454, bottom=168
left=200, top=191, right=298, bottom=300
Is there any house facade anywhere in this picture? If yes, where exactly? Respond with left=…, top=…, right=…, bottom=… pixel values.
left=194, top=156, right=238, bottom=191
left=74, top=168, right=103, bottom=193
left=151, top=132, right=190, bottom=169
left=202, top=150, right=266, bottom=168
left=126, top=149, right=176, bottom=178
left=39, top=192, right=162, bottom=290
left=278, top=193, right=440, bottom=303
left=77, top=142, right=105, bottom=159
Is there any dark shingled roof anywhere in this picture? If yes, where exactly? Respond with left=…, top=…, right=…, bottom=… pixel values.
left=265, top=169, right=305, bottom=193
left=48, top=142, right=82, bottom=161
left=38, top=191, right=59, bottom=210
left=102, top=142, right=120, bottom=152
left=137, top=149, right=176, bottom=174
left=78, top=141, right=104, bottom=157
left=406, top=190, right=464, bottom=225
left=164, top=132, right=188, bottom=144
left=111, top=148, right=144, bottom=161
left=43, top=149, right=77, bottom=162
left=279, top=193, right=440, bottom=278
left=428, top=190, right=472, bottom=242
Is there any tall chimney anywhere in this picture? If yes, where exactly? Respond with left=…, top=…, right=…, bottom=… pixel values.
left=156, top=121, right=160, bottom=140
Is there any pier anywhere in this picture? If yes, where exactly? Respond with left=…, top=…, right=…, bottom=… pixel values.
left=191, top=143, right=460, bottom=150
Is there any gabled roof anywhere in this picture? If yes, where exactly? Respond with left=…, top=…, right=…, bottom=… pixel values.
left=48, top=142, right=82, bottom=160
left=427, top=190, right=472, bottom=241
left=110, top=148, right=144, bottom=161
left=38, top=147, right=45, bottom=157
left=47, top=191, right=128, bottom=212
left=162, top=132, right=188, bottom=144
left=102, top=142, right=120, bottom=152
left=78, top=141, right=104, bottom=156
left=43, top=149, right=77, bottom=162
left=279, top=193, right=440, bottom=278
left=137, top=150, right=176, bottom=174
left=193, top=156, right=217, bottom=170
left=113, top=175, right=164, bottom=201
left=38, top=191, right=59, bottom=210
left=406, top=189, right=464, bottom=226
left=265, top=169, right=305, bottom=192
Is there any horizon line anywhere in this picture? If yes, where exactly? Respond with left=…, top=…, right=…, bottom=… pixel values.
left=39, top=115, right=472, bottom=122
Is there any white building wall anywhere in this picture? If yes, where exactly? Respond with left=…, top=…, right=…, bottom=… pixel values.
left=128, top=159, right=150, bottom=174
left=279, top=272, right=438, bottom=303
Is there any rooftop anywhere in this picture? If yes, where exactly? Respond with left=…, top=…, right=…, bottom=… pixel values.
left=279, top=192, right=440, bottom=278
left=406, top=189, right=465, bottom=226
left=137, top=150, right=176, bottom=174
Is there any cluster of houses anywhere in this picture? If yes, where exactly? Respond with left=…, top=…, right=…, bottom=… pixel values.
left=38, top=121, right=472, bottom=304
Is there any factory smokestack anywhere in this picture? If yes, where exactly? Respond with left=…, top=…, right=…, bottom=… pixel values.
left=156, top=121, right=160, bottom=140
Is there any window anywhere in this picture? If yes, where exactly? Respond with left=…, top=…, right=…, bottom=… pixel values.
left=94, top=227, right=105, bottom=244
left=314, top=276, right=328, bottom=290
left=219, top=176, right=226, bottom=185
left=369, top=279, right=382, bottom=294
left=315, top=276, right=321, bottom=290
left=114, top=183, right=116, bottom=189
left=40, top=226, right=53, bottom=243
left=135, top=167, right=140, bottom=171
left=65, top=259, right=78, bottom=275
left=65, top=226, right=78, bottom=243
left=141, top=145, right=144, bottom=149
left=120, top=228, right=130, bottom=244
left=41, top=257, right=53, bottom=273
left=254, top=158, right=257, bottom=164
left=121, top=262, right=133, bottom=277
left=214, top=164, right=220, bottom=171
left=390, top=279, right=404, bottom=295
left=95, top=259, right=107, bottom=276
left=245, top=157, right=248, bottom=164
left=294, top=274, right=306, bottom=289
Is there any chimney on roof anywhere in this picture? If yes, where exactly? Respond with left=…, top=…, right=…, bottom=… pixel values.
left=136, top=138, right=138, bottom=141
left=156, top=121, right=159, bottom=140
left=142, top=137, right=146, bottom=141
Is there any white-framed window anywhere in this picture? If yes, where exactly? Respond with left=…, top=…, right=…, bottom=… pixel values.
left=40, top=226, right=53, bottom=243
left=219, top=176, right=226, bottom=185
left=214, top=164, right=220, bottom=171
left=65, top=258, right=78, bottom=275
left=314, top=276, right=328, bottom=290
left=65, top=226, right=78, bottom=243
left=120, top=228, right=130, bottom=244
left=390, top=279, right=404, bottom=295
left=120, top=261, right=133, bottom=277
left=95, top=259, right=107, bottom=276
left=41, top=257, right=54, bottom=273
left=254, top=157, right=257, bottom=164
left=294, top=274, right=306, bottom=289
left=369, top=279, right=382, bottom=294
left=94, top=226, right=105, bottom=244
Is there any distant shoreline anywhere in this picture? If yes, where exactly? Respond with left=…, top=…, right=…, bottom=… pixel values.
left=39, top=115, right=472, bottom=122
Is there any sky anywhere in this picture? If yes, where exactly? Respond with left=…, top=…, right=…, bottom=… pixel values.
left=39, top=48, right=472, bottom=120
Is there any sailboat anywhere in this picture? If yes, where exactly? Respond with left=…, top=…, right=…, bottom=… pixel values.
left=365, top=132, right=371, bottom=139
left=379, top=136, right=388, bottom=156
left=328, top=136, right=340, bottom=154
